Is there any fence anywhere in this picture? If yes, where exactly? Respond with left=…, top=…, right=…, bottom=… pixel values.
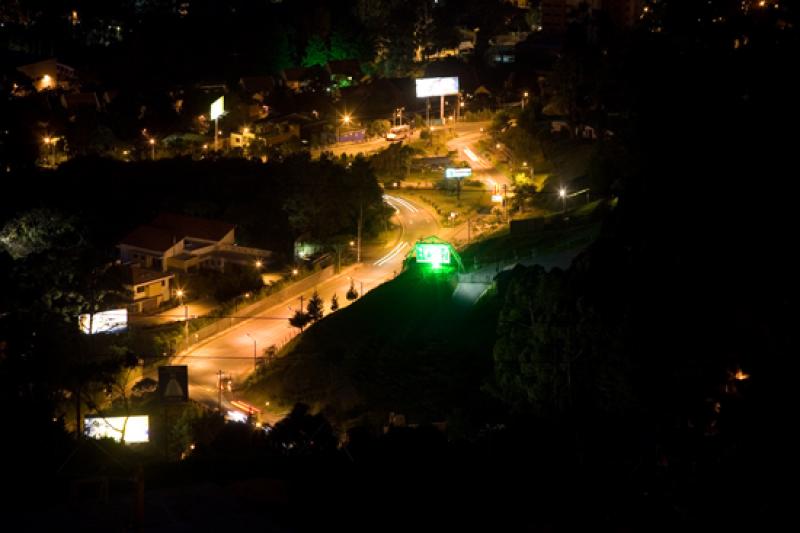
left=174, top=265, right=337, bottom=354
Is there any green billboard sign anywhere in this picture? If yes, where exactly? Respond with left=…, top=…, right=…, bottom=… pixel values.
left=415, top=243, right=451, bottom=268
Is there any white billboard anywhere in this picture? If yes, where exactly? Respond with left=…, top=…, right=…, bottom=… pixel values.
left=79, top=309, right=128, bottom=334
left=210, top=96, right=224, bottom=120
left=415, top=77, right=459, bottom=98
left=84, top=415, right=149, bottom=443
left=445, top=167, right=472, bottom=179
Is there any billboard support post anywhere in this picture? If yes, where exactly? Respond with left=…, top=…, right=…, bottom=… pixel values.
left=214, top=117, right=218, bottom=151
left=440, top=95, right=445, bottom=124
left=426, top=98, right=430, bottom=129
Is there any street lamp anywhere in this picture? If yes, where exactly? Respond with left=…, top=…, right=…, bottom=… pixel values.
left=176, top=289, right=188, bottom=343
left=255, top=259, right=262, bottom=269
left=245, top=333, right=257, bottom=370
left=149, top=138, right=155, bottom=160
left=559, top=187, right=567, bottom=214
left=337, top=113, right=352, bottom=143
left=522, top=90, right=529, bottom=110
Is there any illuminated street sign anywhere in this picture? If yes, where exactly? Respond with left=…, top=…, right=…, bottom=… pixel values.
left=210, top=96, right=224, bottom=120
left=415, top=243, right=451, bottom=268
left=445, top=167, right=472, bottom=179
left=415, top=77, right=459, bottom=98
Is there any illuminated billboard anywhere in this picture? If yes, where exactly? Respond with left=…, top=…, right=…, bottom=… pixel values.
left=415, top=243, right=451, bottom=268
left=445, top=167, right=472, bottom=179
left=492, top=194, right=504, bottom=203
left=79, top=309, right=128, bottom=334
left=84, top=415, right=149, bottom=443
left=210, top=96, right=224, bottom=120
left=415, top=77, right=459, bottom=98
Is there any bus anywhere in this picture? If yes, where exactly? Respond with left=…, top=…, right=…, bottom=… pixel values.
left=386, top=124, right=411, bottom=141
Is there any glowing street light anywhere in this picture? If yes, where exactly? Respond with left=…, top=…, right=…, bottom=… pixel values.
left=255, top=260, right=262, bottom=269
left=148, top=138, right=155, bottom=160
left=292, top=268, right=299, bottom=276
left=559, top=187, right=567, bottom=214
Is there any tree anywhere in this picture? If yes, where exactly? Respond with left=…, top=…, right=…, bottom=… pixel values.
left=289, top=309, right=311, bottom=332
left=302, top=35, right=329, bottom=67
left=330, top=293, right=339, bottom=312
left=306, top=290, right=324, bottom=322
left=367, top=119, right=391, bottom=139
left=346, top=280, right=359, bottom=301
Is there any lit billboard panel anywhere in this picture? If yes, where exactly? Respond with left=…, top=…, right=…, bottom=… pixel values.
left=79, top=309, right=128, bottom=334
left=84, top=415, right=149, bottom=443
left=445, top=167, right=472, bottom=179
left=415, top=243, right=451, bottom=267
left=210, top=96, right=224, bottom=120
left=415, top=77, right=459, bottom=98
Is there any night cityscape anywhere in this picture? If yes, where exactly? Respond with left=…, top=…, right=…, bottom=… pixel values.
left=0, top=0, right=795, bottom=530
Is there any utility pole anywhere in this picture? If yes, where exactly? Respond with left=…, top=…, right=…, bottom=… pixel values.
left=217, top=370, right=223, bottom=411
left=300, top=295, right=304, bottom=312
left=357, top=202, right=363, bottom=263
left=183, top=303, right=189, bottom=345
left=467, top=217, right=471, bottom=244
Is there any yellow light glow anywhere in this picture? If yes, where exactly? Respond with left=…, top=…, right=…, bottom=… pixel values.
left=255, top=260, right=262, bottom=268
left=176, top=289, right=185, bottom=298
left=292, top=268, right=299, bottom=275
left=149, top=138, right=155, bottom=145
left=734, top=369, right=750, bottom=381
left=559, top=188, right=566, bottom=198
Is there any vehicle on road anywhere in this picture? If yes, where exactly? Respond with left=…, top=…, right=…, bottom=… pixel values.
left=386, top=124, right=411, bottom=141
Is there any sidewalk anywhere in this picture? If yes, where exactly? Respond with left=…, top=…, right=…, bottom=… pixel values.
left=179, top=263, right=360, bottom=356
left=129, top=299, right=215, bottom=327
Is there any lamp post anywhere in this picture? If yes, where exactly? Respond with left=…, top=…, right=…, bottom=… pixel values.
left=176, top=289, right=188, bottom=345
left=559, top=187, right=567, bottom=214
left=149, top=138, right=155, bottom=160
left=245, top=333, right=257, bottom=370
left=522, top=91, right=529, bottom=110
left=337, top=113, right=351, bottom=143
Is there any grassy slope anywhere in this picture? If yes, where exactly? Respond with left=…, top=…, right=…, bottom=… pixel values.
left=245, top=265, right=500, bottom=427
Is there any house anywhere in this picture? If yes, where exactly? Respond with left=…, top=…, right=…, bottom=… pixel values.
left=125, top=266, right=175, bottom=313
left=118, top=213, right=271, bottom=273
left=327, top=60, right=363, bottom=87
left=17, top=58, right=76, bottom=92
left=281, top=67, right=315, bottom=93
left=239, top=75, right=276, bottom=103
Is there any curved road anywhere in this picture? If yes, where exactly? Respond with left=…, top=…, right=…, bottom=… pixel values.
left=167, top=194, right=439, bottom=418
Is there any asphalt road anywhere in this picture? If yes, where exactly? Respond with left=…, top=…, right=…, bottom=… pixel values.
left=165, top=194, right=439, bottom=420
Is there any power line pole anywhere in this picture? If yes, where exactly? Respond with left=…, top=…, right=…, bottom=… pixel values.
left=217, top=370, right=223, bottom=411
left=357, top=202, right=363, bottom=263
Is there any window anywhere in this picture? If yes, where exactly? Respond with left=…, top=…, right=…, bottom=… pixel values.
left=136, top=286, right=145, bottom=293
left=161, top=280, right=165, bottom=286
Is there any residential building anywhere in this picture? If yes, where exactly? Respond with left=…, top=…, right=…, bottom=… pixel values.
left=118, top=213, right=271, bottom=273
left=17, top=58, right=76, bottom=91
left=125, top=266, right=175, bottom=313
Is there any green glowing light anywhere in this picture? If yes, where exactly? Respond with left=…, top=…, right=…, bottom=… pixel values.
left=415, top=243, right=451, bottom=265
